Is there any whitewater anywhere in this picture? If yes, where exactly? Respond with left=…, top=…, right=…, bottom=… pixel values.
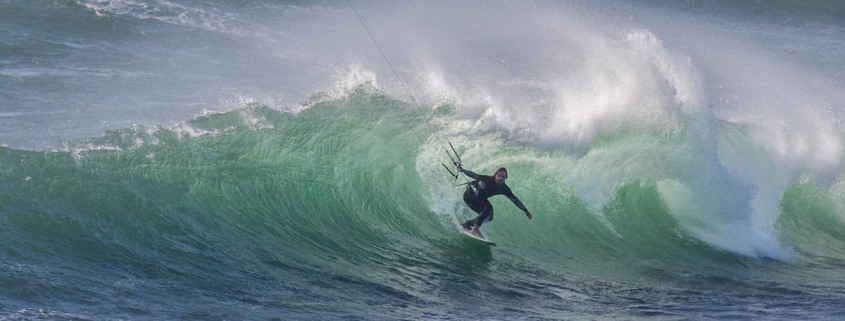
left=2, top=0, right=845, bottom=320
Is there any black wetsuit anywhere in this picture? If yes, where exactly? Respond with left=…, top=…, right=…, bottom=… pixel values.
left=462, top=169, right=528, bottom=228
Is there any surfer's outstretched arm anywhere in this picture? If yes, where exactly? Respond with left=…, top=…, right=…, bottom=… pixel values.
left=503, top=189, right=532, bottom=220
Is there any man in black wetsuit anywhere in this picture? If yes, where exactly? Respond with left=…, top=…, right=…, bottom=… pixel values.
left=457, top=164, right=532, bottom=238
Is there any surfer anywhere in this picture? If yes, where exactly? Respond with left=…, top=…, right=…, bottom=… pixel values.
left=457, top=165, right=532, bottom=238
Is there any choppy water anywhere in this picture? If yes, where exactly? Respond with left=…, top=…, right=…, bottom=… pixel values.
left=2, top=0, right=845, bottom=320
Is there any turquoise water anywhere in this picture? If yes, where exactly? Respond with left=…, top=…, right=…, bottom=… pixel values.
left=3, top=0, right=845, bottom=320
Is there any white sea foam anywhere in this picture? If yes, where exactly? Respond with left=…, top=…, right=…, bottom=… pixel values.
left=76, top=0, right=262, bottom=36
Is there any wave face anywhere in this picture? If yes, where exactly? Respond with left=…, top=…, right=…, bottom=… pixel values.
left=3, top=0, right=845, bottom=320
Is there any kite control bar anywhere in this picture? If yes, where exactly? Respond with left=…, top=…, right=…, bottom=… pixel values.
left=441, top=141, right=462, bottom=180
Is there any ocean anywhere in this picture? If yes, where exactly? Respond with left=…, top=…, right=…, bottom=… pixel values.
left=2, top=0, right=845, bottom=320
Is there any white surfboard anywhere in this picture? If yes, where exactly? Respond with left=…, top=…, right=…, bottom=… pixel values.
left=461, top=229, right=496, bottom=246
